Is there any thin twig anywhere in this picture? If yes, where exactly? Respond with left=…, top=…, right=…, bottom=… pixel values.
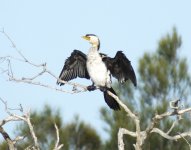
left=177, top=132, right=191, bottom=150
left=166, top=120, right=177, bottom=135
left=0, top=29, right=43, bottom=67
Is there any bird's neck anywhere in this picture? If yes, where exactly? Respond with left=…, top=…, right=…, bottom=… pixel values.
left=87, top=46, right=100, bottom=59
left=90, top=40, right=100, bottom=50
left=92, top=44, right=99, bottom=49
left=88, top=46, right=98, bottom=53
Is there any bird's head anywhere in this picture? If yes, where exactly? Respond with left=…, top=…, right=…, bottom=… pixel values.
left=82, top=34, right=100, bottom=50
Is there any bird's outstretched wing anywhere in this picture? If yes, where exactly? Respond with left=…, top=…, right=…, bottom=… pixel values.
left=57, top=50, right=90, bottom=85
left=102, top=51, right=137, bottom=86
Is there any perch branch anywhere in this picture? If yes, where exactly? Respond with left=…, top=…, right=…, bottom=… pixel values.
left=1, top=29, right=88, bottom=94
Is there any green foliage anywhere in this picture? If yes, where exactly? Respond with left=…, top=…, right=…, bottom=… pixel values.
left=101, top=28, right=191, bottom=150
left=0, top=141, right=8, bottom=150
left=62, top=116, right=102, bottom=150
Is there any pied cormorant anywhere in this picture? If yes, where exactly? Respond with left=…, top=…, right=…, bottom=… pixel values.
left=57, top=34, right=137, bottom=110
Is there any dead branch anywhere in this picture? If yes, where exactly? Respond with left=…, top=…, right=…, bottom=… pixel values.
left=0, top=96, right=65, bottom=150
left=118, top=128, right=136, bottom=150
left=9, top=76, right=84, bottom=94
left=25, top=111, right=40, bottom=150
left=166, top=120, right=177, bottom=135
left=0, top=98, right=40, bottom=149
left=1, top=29, right=88, bottom=94
left=0, top=126, right=16, bottom=150
left=107, top=91, right=142, bottom=150
left=151, top=128, right=191, bottom=141
left=53, top=123, right=64, bottom=150
left=107, top=91, right=191, bottom=150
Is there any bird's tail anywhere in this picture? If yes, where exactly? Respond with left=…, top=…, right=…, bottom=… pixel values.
left=103, top=87, right=120, bottom=110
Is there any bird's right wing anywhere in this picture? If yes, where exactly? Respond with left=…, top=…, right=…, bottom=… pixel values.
left=102, top=51, right=137, bottom=87
left=57, top=50, right=90, bottom=85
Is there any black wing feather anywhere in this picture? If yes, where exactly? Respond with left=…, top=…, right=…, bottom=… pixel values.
left=57, top=50, right=90, bottom=85
left=102, top=51, right=137, bottom=86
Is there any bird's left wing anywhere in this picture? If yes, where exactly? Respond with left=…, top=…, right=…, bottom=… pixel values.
left=57, top=50, right=90, bottom=86
left=102, top=51, right=137, bottom=86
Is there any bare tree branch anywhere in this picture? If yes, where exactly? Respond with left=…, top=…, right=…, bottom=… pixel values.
left=118, top=128, right=136, bottom=150
left=0, top=28, right=43, bottom=67
left=13, top=135, right=25, bottom=145
left=107, top=91, right=191, bottom=150
left=151, top=128, right=191, bottom=141
left=1, top=29, right=88, bottom=95
left=53, top=123, right=64, bottom=150
left=0, top=96, right=66, bottom=149
left=166, top=120, right=177, bottom=135
left=0, top=126, right=17, bottom=150
left=0, top=98, right=40, bottom=149
left=0, top=115, right=22, bottom=127
left=25, top=111, right=40, bottom=150
left=107, top=91, right=142, bottom=150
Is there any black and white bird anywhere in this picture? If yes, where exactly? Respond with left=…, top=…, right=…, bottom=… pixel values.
left=57, top=34, right=137, bottom=110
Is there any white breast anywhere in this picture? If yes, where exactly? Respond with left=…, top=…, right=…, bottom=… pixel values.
left=86, top=47, right=111, bottom=87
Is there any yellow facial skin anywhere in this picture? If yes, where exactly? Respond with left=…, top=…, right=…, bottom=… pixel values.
left=82, top=36, right=90, bottom=41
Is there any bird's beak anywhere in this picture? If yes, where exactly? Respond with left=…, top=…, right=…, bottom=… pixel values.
left=82, top=36, right=90, bottom=41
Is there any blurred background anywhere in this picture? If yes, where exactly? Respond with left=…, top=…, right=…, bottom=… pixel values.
left=0, top=0, right=191, bottom=149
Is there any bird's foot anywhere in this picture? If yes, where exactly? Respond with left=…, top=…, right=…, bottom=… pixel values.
left=87, top=85, right=96, bottom=91
left=99, top=86, right=107, bottom=92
